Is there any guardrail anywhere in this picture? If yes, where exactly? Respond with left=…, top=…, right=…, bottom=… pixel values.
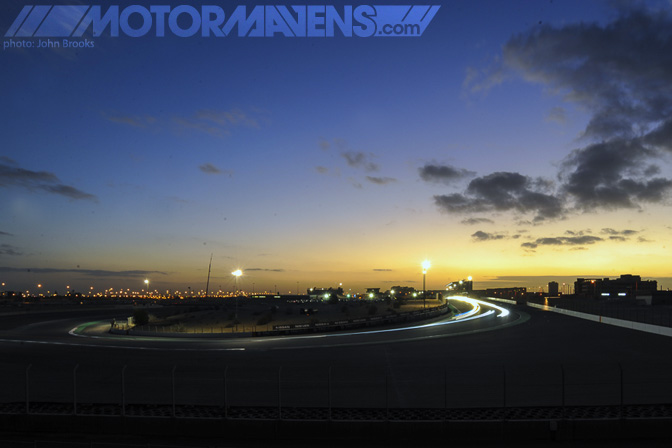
left=527, top=302, right=672, bottom=337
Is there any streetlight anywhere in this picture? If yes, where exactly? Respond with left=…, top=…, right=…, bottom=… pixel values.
left=232, top=269, right=242, bottom=318
left=422, top=260, right=431, bottom=308
left=144, top=279, right=149, bottom=297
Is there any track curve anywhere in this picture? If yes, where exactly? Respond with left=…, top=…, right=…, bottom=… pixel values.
left=0, top=297, right=528, bottom=351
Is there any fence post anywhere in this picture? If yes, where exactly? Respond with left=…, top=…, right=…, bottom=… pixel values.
left=619, top=363, right=624, bottom=417
left=385, top=372, right=389, bottom=421
left=172, top=365, right=177, bottom=418
left=502, top=365, right=506, bottom=409
left=561, top=364, right=565, bottom=411
left=278, top=366, right=282, bottom=420
left=121, top=365, right=127, bottom=417
left=25, top=364, right=31, bottom=415
left=224, top=365, right=229, bottom=419
left=73, top=364, right=79, bottom=415
left=444, top=366, right=448, bottom=412
left=328, top=366, right=332, bottom=421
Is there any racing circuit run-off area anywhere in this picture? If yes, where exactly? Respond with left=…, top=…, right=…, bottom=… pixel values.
left=1, top=296, right=672, bottom=445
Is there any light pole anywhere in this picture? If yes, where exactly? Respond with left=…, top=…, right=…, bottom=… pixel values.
left=232, top=269, right=242, bottom=318
left=422, top=260, right=431, bottom=309
left=144, top=279, right=149, bottom=298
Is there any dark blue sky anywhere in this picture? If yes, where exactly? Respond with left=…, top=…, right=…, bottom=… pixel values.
left=2, top=0, right=672, bottom=294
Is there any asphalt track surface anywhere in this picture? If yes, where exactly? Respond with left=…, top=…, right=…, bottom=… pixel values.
left=1, top=298, right=672, bottom=410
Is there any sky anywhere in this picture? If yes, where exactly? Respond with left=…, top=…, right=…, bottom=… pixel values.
left=1, top=0, right=672, bottom=295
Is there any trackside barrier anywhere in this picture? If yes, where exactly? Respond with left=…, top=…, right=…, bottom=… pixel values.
left=527, top=302, right=672, bottom=337
left=482, top=297, right=518, bottom=305
left=12, top=362, right=672, bottom=417
left=109, top=303, right=452, bottom=338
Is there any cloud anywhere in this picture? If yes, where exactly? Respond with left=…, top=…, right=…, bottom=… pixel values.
left=315, top=166, right=329, bottom=174
left=600, top=228, right=638, bottom=236
left=434, top=172, right=564, bottom=221
left=199, top=163, right=223, bottom=175
left=460, top=7, right=672, bottom=217
left=0, top=267, right=165, bottom=277
left=245, top=268, right=285, bottom=272
left=318, top=139, right=331, bottom=151
left=521, top=235, right=603, bottom=249
left=546, top=106, right=567, bottom=124
left=366, top=176, right=397, bottom=185
left=105, top=113, right=157, bottom=128
left=565, top=229, right=591, bottom=236
left=195, top=109, right=260, bottom=129
left=471, top=230, right=505, bottom=241
left=0, top=244, right=22, bottom=256
left=341, top=151, right=378, bottom=172
left=0, top=161, right=97, bottom=202
left=461, top=217, right=494, bottom=225
left=373, top=268, right=393, bottom=271
left=174, top=108, right=264, bottom=138
left=0, top=231, right=13, bottom=236
left=39, top=184, right=97, bottom=201
left=419, top=163, right=475, bottom=185
left=560, top=140, right=672, bottom=211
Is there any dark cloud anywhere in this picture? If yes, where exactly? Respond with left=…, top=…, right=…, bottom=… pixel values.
left=0, top=244, right=22, bottom=256
left=434, top=172, right=564, bottom=221
left=522, top=235, right=603, bottom=249
left=565, top=230, right=588, bottom=236
left=0, top=231, right=12, bottom=236
left=461, top=8, right=672, bottom=217
left=471, top=230, right=505, bottom=241
left=0, top=162, right=97, bottom=202
left=0, top=267, right=165, bottom=277
left=419, top=164, right=475, bottom=185
left=315, top=166, right=328, bottom=174
left=366, top=176, right=397, bottom=185
left=341, top=151, right=378, bottom=172
left=601, top=228, right=637, bottom=236
left=561, top=140, right=672, bottom=210
left=39, top=184, right=97, bottom=201
left=199, top=163, right=221, bottom=174
left=461, top=217, right=494, bottom=225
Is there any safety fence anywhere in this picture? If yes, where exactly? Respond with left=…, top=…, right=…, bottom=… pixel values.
left=2, top=362, right=672, bottom=416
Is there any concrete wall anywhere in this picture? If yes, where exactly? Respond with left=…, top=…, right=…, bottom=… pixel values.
left=527, top=302, right=672, bottom=337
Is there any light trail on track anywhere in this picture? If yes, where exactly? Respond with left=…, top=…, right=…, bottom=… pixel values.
left=0, top=297, right=524, bottom=351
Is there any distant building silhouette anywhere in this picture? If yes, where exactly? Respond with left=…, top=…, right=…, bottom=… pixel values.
left=574, top=274, right=657, bottom=299
left=548, top=281, right=559, bottom=296
left=483, top=287, right=526, bottom=300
